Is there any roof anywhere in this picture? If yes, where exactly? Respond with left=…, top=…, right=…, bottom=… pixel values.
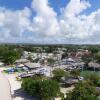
left=61, top=76, right=79, bottom=85
left=15, top=59, right=29, bottom=63
left=96, top=87, right=100, bottom=92
left=65, top=78, right=79, bottom=85
left=24, top=63, right=41, bottom=69
left=88, top=62, right=100, bottom=68
left=67, top=58, right=75, bottom=62
left=0, top=62, right=4, bottom=65
left=17, top=64, right=24, bottom=67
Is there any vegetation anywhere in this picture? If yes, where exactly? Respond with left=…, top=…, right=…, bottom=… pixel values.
left=27, top=55, right=33, bottom=62
left=70, top=69, right=80, bottom=77
left=0, top=45, right=99, bottom=99
left=53, top=69, right=69, bottom=82
left=94, top=52, right=100, bottom=63
left=47, top=58, right=55, bottom=65
left=65, top=81, right=98, bottom=100
left=3, top=50, right=21, bottom=64
left=81, top=72, right=100, bottom=86
left=22, top=76, right=60, bottom=100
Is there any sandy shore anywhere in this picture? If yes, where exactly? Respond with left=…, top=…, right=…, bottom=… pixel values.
left=0, top=67, right=39, bottom=100
left=0, top=69, right=12, bottom=100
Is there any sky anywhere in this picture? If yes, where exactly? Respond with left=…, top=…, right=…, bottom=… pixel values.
left=0, top=0, right=100, bottom=44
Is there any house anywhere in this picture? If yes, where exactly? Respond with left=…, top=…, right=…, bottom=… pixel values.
left=37, top=67, right=51, bottom=77
left=19, top=73, right=35, bottom=78
left=0, top=62, right=4, bottom=66
left=15, top=59, right=30, bottom=64
left=19, top=67, right=51, bottom=78
left=24, top=62, right=41, bottom=70
left=76, top=49, right=91, bottom=59
left=88, top=62, right=100, bottom=71
left=96, top=87, right=100, bottom=92
left=64, top=77, right=79, bottom=86
left=16, top=64, right=29, bottom=71
left=16, top=64, right=25, bottom=68
left=61, top=76, right=83, bottom=87
left=67, top=58, right=75, bottom=62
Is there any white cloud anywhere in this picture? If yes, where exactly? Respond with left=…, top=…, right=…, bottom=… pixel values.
left=0, top=7, right=32, bottom=42
left=58, top=0, right=100, bottom=43
left=0, top=0, right=100, bottom=44
left=64, top=0, right=91, bottom=17
left=31, top=0, right=60, bottom=37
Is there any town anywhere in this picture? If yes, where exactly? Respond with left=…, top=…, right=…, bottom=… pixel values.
left=0, top=45, right=100, bottom=100
left=0, top=0, right=100, bottom=100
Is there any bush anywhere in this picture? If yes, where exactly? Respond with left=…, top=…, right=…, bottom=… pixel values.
left=3, top=50, right=21, bottom=64
left=70, top=69, right=80, bottom=77
left=81, top=72, right=100, bottom=86
left=53, top=69, right=68, bottom=82
left=22, top=77, right=60, bottom=100
left=65, top=81, right=98, bottom=100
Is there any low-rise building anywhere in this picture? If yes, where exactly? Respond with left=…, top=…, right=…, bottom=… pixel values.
left=15, top=59, right=30, bottom=64
left=24, top=62, right=41, bottom=70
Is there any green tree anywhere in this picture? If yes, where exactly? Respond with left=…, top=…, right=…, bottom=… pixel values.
left=22, top=77, right=60, bottom=100
left=3, top=50, right=20, bottom=64
left=82, top=72, right=100, bottom=86
left=53, top=69, right=68, bottom=82
left=82, top=56, right=92, bottom=68
left=94, top=53, right=100, bottom=63
left=70, top=69, right=80, bottom=78
left=47, top=58, right=55, bottom=65
left=27, top=55, right=33, bottom=62
left=65, top=81, right=98, bottom=100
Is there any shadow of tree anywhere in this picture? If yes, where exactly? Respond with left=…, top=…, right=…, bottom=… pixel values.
left=13, top=88, right=40, bottom=100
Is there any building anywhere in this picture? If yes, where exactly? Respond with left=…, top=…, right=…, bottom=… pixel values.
left=24, top=62, right=41, bottom=70
left=88, top=62, right=100, bottom=71
left=15, top=59, right=30, bottom=64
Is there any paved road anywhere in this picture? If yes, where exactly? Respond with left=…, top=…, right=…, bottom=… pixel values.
left=0, top=71, right=12, bottom=100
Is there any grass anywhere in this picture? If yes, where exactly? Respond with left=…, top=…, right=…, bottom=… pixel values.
left=81, top=71, right=100, bottom=77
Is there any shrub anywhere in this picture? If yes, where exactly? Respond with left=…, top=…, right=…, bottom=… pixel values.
left=65, top=81, right=98, bottom=100
left=22, top=77, right=60, bottom=100
left=53, top=69, right=68, bottom=82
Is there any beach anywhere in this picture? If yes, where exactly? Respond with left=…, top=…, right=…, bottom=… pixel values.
left=0, top=69, right=12, bottom=100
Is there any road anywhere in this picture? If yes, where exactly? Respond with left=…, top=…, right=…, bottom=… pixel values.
left=0, top=70, right=12, bottom=100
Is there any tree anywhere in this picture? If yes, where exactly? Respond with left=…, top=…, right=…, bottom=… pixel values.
left=39, top=80, right=60, bottom=100
left=82, top=55, right=92, bottom=68
left=70, top=69, right=80, bottom=78
left=27, top=55, right=33, bottom=62
left=47, top=58, right=55, bottom=65
left=65, top=81, right=98, bottom=100
left=61, top=53, right=68, bottom=59
left=88, top=47, right=99, bottom=54
left=53, top=69, right=68, bottom=82
left=3, top=50, right=20, bottom=64
left=82, top=72, right=100, bottom=86
left=22, top=77, right=60, bottom=100
left=94, top=53, right=100, bottom=63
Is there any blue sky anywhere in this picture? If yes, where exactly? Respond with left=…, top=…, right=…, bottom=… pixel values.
left=0, top=0, right=100, bottom=44
left=0, top=0, right=68, bottom=9
left=0, top=0, right=100, bottom=15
